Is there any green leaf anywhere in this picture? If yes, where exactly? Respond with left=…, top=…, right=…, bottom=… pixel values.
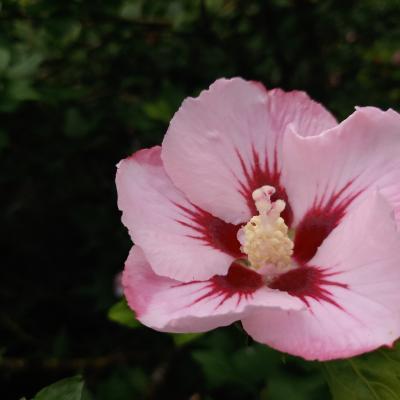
left=33, top=375, right=84, bottom=400
left=7, top=79, right=40, bottom=101
left=7, top=53, right=43, bottom=79
left=142, top=99, right=174, bottom=123
left=192, top=349, right=237, bottom=388
left=172, top=332, right=203, bottom=347
left=64, top=108, right=93, bottom=138
left=323, top=343, right=400, bottom=400
left=0, top=47, right=11, bottom=72
left=266, top=370, right=326, bottom=400
left=232, top=345, right=280, bottom=385
left=120, top=1, right=143, bottom=20
left=108, top=299, right=141, bottom=329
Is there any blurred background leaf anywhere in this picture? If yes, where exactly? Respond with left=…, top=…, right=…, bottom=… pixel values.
left=108, top=299, right=141, bottom=329
left=31, top=375, right=87, bottom=400
left=172, top=333, right=203, bottom=347
left=323, top=343, right=400, bottom=400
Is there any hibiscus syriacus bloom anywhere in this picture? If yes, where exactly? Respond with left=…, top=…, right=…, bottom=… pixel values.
left=116, top=78, right=400, bottom=361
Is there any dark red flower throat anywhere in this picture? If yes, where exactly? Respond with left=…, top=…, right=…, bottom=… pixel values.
left=177, top=147, right=356, bottom=307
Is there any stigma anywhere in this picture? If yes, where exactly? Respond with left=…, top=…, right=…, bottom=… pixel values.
left=238, top=185, right=294, bottom=270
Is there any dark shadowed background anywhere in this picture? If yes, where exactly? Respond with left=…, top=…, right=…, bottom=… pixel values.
left=1, top=0, right=400, bottom=399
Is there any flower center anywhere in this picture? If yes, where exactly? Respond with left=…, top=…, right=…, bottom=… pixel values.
left=238, top=185, right=294, bottom=271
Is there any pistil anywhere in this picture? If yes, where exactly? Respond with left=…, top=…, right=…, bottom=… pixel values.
left=238, top=185, right=294, bottom=271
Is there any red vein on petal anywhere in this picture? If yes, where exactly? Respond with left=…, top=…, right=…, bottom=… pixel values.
left=235, top=146, right=293, bottom=226
left=174, top=203, right=243, bottom=258
left=176, top=263, right=263, bottom=310
left=269, top=266, right=347, bottom=309
left=293, top=181, right=363, bottom=264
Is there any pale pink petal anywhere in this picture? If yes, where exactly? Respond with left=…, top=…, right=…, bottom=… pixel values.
left=123, top=246, right=303, bottom=333
left=242, top=192, right=400, bottom=361
left=281, top=106, right=400, bottom=264
left=116, top=147, right=243, bottom=282
left=162, top=78, right=337, bottom=225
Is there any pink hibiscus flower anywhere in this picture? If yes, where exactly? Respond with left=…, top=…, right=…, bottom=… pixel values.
left=116, top=78, right=400, bottom=361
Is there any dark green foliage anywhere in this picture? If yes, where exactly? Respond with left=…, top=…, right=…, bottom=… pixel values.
left=324, top=343, right=400, bottom=400
left=1, top=0, right=400, bottom=399
left=108, top=299, right=141, bottom=329
left=192, top=329, right=327, bottom=399
left=32, top=375, right=87, bottom=400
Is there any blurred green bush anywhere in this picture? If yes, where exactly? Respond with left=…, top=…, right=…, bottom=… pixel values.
left=1, top=0, right=400, bottom=399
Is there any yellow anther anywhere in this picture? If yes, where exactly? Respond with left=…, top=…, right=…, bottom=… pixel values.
left=238, top=185, right=294, bottom=270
